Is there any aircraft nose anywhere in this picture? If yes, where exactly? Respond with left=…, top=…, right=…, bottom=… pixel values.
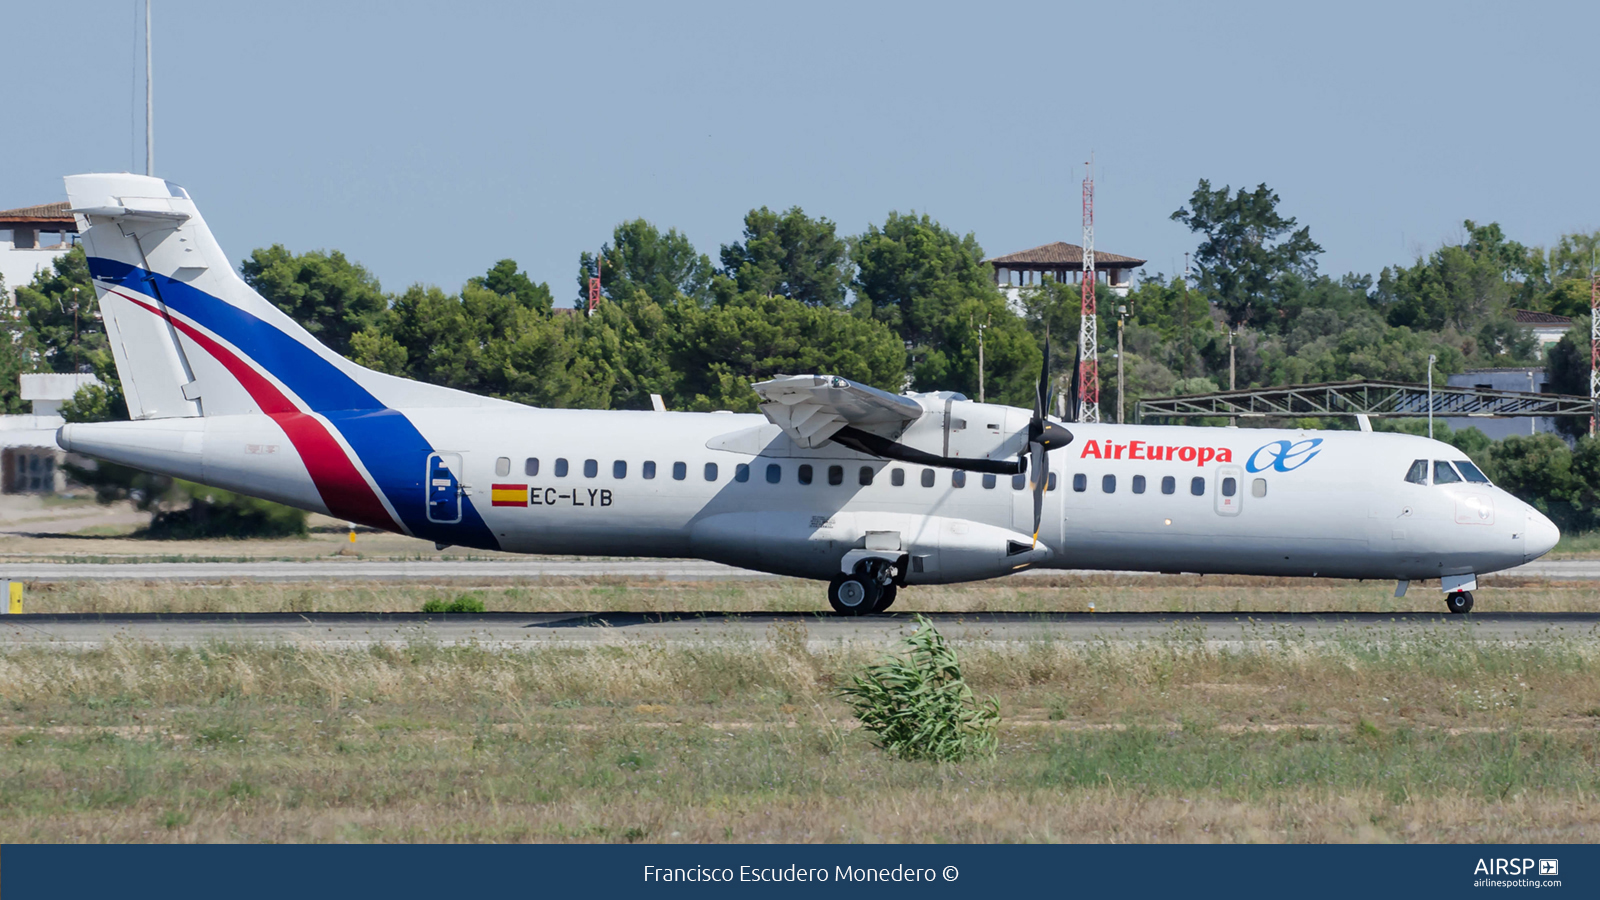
left=1526, top=507, right=1560, bottom=562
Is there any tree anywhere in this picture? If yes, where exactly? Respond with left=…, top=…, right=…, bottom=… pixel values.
left=671, top=287, right=908, bottom=411
left=850, top=212, right=1038, bottom=400
left=1374, top=221, right=1545, bottom=332
left=0, top=272, right=38, bottom=415
left=12, top=246, right=106, bottom=374
left=1170, top=180, right=1323, bottom=329
left=578, top=220, right=715, bottom=309
left=240, top=245, right=388, bottom=356
left=468, top=259, right=552, bottom=313
left=1544, top=326, right=1592, bottom=440
left=719, top=206, right=850, bottom=307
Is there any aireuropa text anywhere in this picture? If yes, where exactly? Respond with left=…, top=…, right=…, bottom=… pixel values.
left=642, top=865, right=942, bottom=883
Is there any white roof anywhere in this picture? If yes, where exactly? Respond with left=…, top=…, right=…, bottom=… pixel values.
left=19, top=373, right=99, bottom=401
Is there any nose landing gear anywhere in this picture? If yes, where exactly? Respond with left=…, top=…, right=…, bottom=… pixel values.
left=1445, top=590, right=1474, bottom=614
left=827, top=559, right=900, bottom=615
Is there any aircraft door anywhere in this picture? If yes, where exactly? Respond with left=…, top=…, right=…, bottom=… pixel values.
left=1214, top=465, right=1243, bottom=517
left=426, top=452, right=463, bottom=524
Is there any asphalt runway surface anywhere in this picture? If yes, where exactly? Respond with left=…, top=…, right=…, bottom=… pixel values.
left=2, top=611, right=1596, bottom=648
left=1, top=558, right=1597, bottom=582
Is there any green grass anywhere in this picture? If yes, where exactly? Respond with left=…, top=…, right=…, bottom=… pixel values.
left=0, top=625, right=1594, bottom=842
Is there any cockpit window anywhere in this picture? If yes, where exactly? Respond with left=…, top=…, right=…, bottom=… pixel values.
left=1404, top=459, right=1428, bottom=485
left=1433, top=460, right=1463, bottom=484
left=1455, top=460, right=1491, bottom=484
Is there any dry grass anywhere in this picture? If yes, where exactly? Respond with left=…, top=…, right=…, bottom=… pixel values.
left=0, top=626, right=1596, bottom=843
left=12, top=574, right=1600, bottom=615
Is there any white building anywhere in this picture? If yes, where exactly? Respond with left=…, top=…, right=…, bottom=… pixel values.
left=1512, top=309, right=1574, bottom=349
left=985, top=241, right=1145, bottom=315
left=1, top=372, right=99, bottom=494
left=1, top=201, right=79, bottom=299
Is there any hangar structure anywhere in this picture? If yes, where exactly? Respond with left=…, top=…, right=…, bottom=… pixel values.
left=1137, top=379, right=1594, bottom=426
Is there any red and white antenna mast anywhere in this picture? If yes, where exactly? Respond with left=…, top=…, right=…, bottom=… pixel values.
left=587, top=251, right=603, bottom=316
left=1077, top=158, right=1100, bottom=423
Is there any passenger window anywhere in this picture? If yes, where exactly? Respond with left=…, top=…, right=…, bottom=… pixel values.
left=1102, top=474, right=1116, bottom=493
left=951, top=470, right=966, bottom=488
left=495, top=457, right=510, bottom=477
left=704, top=462, right=719, bottom=481
left=1132, top=475, right=1146, bottom=494
left=555, top=458, right=569, bottom=477
left=735, top=463, right=750, bottom=483
left=1072, top=473, right=1087, bottom=492
left=1433, top=461, right=1462, bottom=485
left=524, top=457, right=539, bottom=477
left=798, top=464, right=813, bottom=485
left=1047, top=472, right=1057, bottom=491
left=859, top=466, right=874, bottom=486
left=1404, top=459, right=1428, bottom=485
left=642, top=461, right=656, bottom=480
left=1221, top=476, right=1237, bottom=497
left=982, top=473, right=997, bottom=489
left=828, top=465, right=843, bottom=486
left=583, top=459, right=598, bottom=478
left=1251, top=478, right=1267, bottom=498
left=613, top=460, right=627, bottom=479
left=672, top=461, right=686, bottom=481
left=766, top=464, right=781, bottom=484
left=1456, top=460, right=1491, bottom=483
left=1161, top=476, right=1176, bottom=495
left=1012, top=473, right=1026, bottom=490
left=1190, top=476, right=1205, bottom=496
left=921, top=469, right=935, bottom=488
left=891, top=468, right=906, bottom=487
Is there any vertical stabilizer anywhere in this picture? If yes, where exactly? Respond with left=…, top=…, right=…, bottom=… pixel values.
left=65, top=174, right=509, bottom=419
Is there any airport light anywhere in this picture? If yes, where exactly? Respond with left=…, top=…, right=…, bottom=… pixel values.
left=1427, top=354, right=1436, bottom=439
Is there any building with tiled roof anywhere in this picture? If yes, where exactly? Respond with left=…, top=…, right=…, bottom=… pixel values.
left=1, top=200, right=80, bottom=299
left=1510, top=308, right=1573, bottom=348
left=985, top=240, right=1146, bottom=312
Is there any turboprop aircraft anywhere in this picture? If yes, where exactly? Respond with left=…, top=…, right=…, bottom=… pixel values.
left=56, top=173, right=1560, bottom=615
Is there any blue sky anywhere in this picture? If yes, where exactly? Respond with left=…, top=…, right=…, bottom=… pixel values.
left=7, top=1, right=1598, bottom=302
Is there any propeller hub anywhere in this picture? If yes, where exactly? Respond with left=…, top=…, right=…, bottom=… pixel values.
left=1029, top=420, right=1073, bottom=452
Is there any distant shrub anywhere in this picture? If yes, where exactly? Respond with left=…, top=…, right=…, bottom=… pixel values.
left=839, top=614, right=999, bottom=762
left=421, top=595, right=486, bottom=614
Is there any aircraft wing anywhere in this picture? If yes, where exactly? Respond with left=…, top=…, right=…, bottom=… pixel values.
left=751, top=375, right=923, bottom=449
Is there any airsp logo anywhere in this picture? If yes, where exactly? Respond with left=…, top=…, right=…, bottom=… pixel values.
left=1246, top=438, right=1324, bottom=473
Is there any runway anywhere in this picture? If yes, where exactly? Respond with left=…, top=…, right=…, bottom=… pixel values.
left=2, top=610, right=1596, bottom=648
left=1, top=558, right=1596, bottom=582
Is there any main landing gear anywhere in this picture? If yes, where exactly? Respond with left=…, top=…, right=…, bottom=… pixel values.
left=827, top=560, right=899, bottom=616
left=1445, top=591, right=1474, bottom=614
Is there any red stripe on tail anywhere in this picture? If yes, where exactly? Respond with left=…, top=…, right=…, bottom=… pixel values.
left=116, top=291, right=399, bottom=531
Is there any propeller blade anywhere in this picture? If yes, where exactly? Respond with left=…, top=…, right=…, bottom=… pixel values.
left=1066, top=343, right=1082, bottom=423
left=1029, top=440, right=1047, bottom=544
left=1034, top=338, right=1051, bottom=421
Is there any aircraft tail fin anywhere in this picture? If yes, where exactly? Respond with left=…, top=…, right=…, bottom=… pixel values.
left=65, top=173, right=503, bottom=419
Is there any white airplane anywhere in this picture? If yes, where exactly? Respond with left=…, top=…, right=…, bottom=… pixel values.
left=56, top=173, right=1559, bottom=615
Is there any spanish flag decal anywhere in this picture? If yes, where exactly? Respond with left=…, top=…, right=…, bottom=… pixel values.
left=490, top=484, right=528, bottom=507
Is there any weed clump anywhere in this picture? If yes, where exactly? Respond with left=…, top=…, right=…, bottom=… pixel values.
left=421, top=594, right=486, bottom=614
left=840, top=615, right=999, bottom=762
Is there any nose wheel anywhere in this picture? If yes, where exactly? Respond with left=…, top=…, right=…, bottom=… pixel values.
left=827, top=560, right=899, bottom=615
left=1446, top=590, right=1474, bottom=614
left=828, top=573, right=880, bottom=615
